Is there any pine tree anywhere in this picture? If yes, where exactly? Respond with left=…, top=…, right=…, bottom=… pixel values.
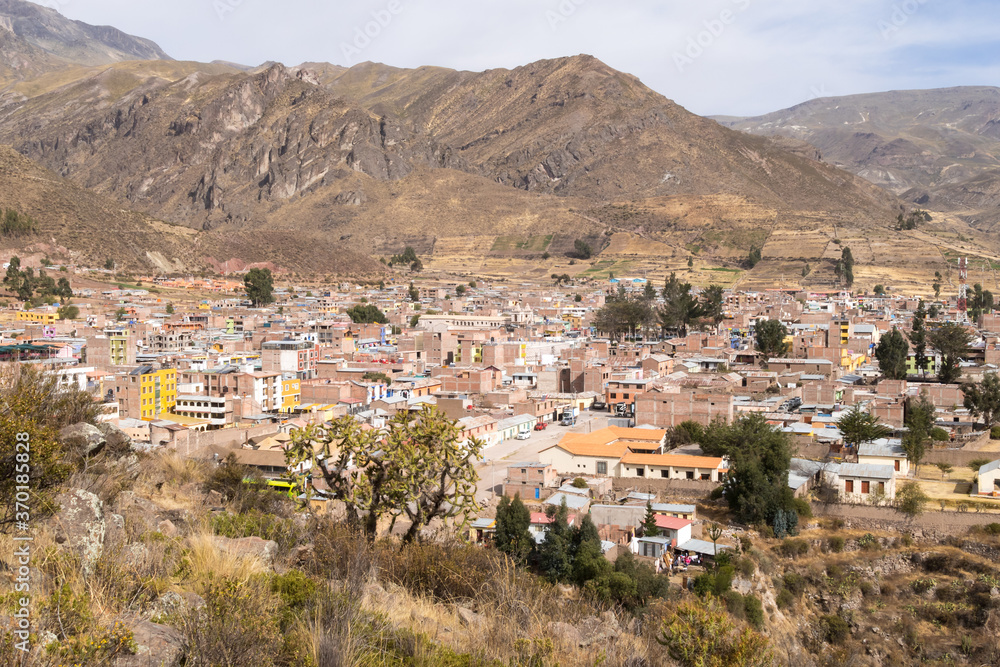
left=495, top=494, right=534, bottom=564
left=641, top=501, right=659, bottom=537
left=909, top=301, right=928, bottom=378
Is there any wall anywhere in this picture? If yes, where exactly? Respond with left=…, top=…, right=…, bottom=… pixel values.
left=611, top=478, right=717, bottom=498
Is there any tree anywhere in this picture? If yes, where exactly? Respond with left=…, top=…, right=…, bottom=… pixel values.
left=390, top=247, right=418, bottom=266
left=409, top=314, right=421, bottom=328
left=346, top=303, right=388, bottom=324
left=408, top=282, right=419, bottom=302
left=900, top=427, right=927, bottom=476
left=687, top=257, right=694, bottom=268
left=659, top=272, right=704, bottom=337
left=834, top=247, right=855, bottom=288
left=754, top=319, right=789, bottom=361
left=641, top=501, right=659, bottom=537
left=165, top=303, right=175, bottom=315
left=962, top=373, right=1000, bottom=429
left=643, top=280, right=657, bottom=301
left=657, top=599, right=773, bottom=667
left=874, top=327, right=909, bottom=380
left=55, top=277, right=72, bottom=301
left=574, top=239, right=593, bottom=259
left=837, top=405, right=891, bottom=453
left=928, top=303, right=940, bottom=319
left=286, top=407, right=483, bottom=543
left=537, top=498, right=573, bottom=582
left=701, top=284, right=725, bottom=326
left=909, top=301, right=928, bottom=378
left=410, top=258, right=423, bottom=272
left=706, top=414, right=796, bottom=529
left=929, top=322, right=972, bottom=384
left=593, top=295, right=653, bottom=341
left=935, top=463, right=953, bottom=479
left=455, top=284, right=466, bottom=297
left=706, top=523, right=724, bottom=560
left=747, top=247, right=762, bottom=268
left=243, top=268, right=274, bottom=307
left=896, top=481, right=929, bottom=516
left=494, top=494, right=534, bottom=564
left=873, top=284, right=886, bottom=296
left=57, top=304, right=79, bottom=320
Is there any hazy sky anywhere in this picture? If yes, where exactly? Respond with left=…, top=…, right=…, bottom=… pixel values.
left=41, top=0, right=1000, bottom=116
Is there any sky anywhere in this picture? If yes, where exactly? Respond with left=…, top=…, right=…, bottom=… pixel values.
left=39, top=0, right=1000, bottom=117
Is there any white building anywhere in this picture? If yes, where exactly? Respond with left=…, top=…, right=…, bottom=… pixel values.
left=838, top=463, right=896, bottom=502
left=858, top=439, right=910, bottom=476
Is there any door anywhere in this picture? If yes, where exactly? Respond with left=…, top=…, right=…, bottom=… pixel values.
left=894, top=460, right=900, bottom=471
left=534, top=488, right=540, bottom=500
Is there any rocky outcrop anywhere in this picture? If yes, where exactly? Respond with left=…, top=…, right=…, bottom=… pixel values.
left=53, top=488, right=105, bottom=572
left=116, top=619, right=185, bottom=667
left=59, top=422, right=106, bottom=457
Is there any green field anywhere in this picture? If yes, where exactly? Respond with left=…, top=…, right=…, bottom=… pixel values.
left=489, top=235, right=554, bottom=253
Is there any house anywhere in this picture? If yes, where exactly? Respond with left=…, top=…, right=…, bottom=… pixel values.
left=470, top=518, right=496, bottom=544
left=838, top=463, right=896, bottom=502
left=538, top=426, right=667, bottom=477
left=651, top=503, right=697, bottom=520
left=858, top=439, right=910, bottom=476
left=635, top=535, right=671, bottom=559
left=652, top=515, right=693, bottom=547
left=617, top=453, right=727, bottom=482
left=976, top=459, right=1000, bottom=497
left=504, top=463, right=560, bottom=501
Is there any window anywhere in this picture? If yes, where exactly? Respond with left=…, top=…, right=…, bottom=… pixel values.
left=661, top=470, right=669, bottom=478
left=894, top=460, right=900, bottom=471
left=610, top=393, right=617, bottom=399
left=636, top=468, right=645, bottom=477
left=701, top=473, right=711, bottom=481
left=845, top=480, right=854, bottom=493
left=878, top=481, right=885, bottom=494
left=861, top=481, right=870, bottom=494
left=597, top=461, right=607, bottom=475
left=686, top=471, right=694, bottom=480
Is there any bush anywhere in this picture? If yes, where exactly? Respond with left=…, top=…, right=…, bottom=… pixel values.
left=693, top=573, right=714, bottom=598
left=983, top=523, right=1000, bottom=536
left=777, top=539, right=809, bottom=559
left=791, top=497, right=812, bottom=519
left=991, top=426, right=1000, bottom=440
left=735, top=557, right=755, bottom=578
left=212, top=510, right=305, bottom=552
left=714, top=566, right=735, bottom=596
left=969, top=458, right=991, bottom=471
left=571, top=477, right=588, bottom=489
left=723, top=590, right=745, bottom=619
left=776, top=588, right=794, bottom=609
left=821, top=614, right=849, bottom=644
left=709, top=486, right=724, bottom=501
left=827, top=536, right=845, bottom=553
left=783, top=572, right=806, bottom=596
left=857, top=533, right=879, bottom=551
left=744, top=594, right=765, bottom=629
left=930, top=427, right=950, bottom=441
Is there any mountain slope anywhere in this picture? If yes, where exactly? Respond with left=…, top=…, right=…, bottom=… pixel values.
left=714, top=87, right=1000, bottom=220
left=0, top=0, right=169, bottom=66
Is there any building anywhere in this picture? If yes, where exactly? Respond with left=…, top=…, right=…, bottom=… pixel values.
left=114, top=366, right=177, bottom=421
left=858, top=440, right=910, bottom=476
left=618, top=452, right=727, bottom=482
left=976, top=459, right=1000, bottom=497
left=504, top=463, right=560, bottom=500
left=539, top=427, right=667, bottom=477
left=262, top=340, right=317, bottom=379
left=174, top=395, right=233, bottom=428
left=838, top=463, right=896, bottom=502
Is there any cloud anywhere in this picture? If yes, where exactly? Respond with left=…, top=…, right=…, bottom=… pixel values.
left=48, top=0, right=999, bottom=116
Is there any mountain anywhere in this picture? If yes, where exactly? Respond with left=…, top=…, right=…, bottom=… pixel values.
left=1, top=2, right=991, bottom=288
left=714, top=87, right=1000, bottom=224
left=0, top=144, right=383, bottom=275
left=0, top=0, right=169, bottom=66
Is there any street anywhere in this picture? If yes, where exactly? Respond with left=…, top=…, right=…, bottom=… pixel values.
left=474, top=410, right=611, bottom=505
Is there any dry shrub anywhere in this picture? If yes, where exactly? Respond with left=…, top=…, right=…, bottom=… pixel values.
left=181, top=576, right=282, bottom=665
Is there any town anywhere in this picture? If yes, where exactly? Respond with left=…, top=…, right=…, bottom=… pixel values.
left=5, top=253, right=1000, bottom=664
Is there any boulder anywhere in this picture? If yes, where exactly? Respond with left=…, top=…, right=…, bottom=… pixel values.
left=577, top=614, right=620, bottom=647
left=212, top=536, right=278, bottom=566
left=456, top=606, right=484, bottom=628
left=547, top=621, right=583, bottom=648
left=59, top=422, right=106, bottom=457
left=290, top=543, right=314, bottom=565
left=150, top=591, right=205, bottom=620
left=732, top=576, right=753, bottom=595
left=116, top=620, right=185, bottom=667
left=97, top=421, right=133, bottom=454
left=157, top=519, right=179, bottom=538
left=53, top=488, right=106, bottom=572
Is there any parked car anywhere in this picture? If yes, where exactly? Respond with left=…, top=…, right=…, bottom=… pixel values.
left=560, top=418, right=576, bottom=426
left=591, top=401, right=607, bottom=411
left=534, top=422, right=548, bottom=431
left=516, top=431, right=531, bottom=440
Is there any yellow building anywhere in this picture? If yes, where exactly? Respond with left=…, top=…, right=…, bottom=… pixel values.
left=106, top=328, right=132, bottom=366
left=281, top=377, right=301, bottom=413
left=16, top=311, right=59, bottom=324
left=137, top=368, right=177, bottom=420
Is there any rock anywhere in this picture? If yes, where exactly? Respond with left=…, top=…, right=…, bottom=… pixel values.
left=158, top=519, right=178, bottom=538
left=732, top=576, right=753, bottom=595
left=97, top=421, right=133, bottom=454
left=116, top=620, right=185, bottom=667
left=456, top=606, right=484, bottom=628
left=106, top=513, right=126, bottom=547
left=109, top=453, right=142, bottom=481
left=363, top=581, right=389, bottom=605
left=150, top=591, right=204, bottom=619
left=59, top=422, right=106, bottom=457
left=547, top=621, right=583, bottom=648
left=577, top=614, right=620, bottom=647
left=212, top=536, right=278, bottom=566
left=53, top=488, right=106, bottom=572
left=290, top=544, right=314, bottom=565
left=206, top=490, right=224, bottom=508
